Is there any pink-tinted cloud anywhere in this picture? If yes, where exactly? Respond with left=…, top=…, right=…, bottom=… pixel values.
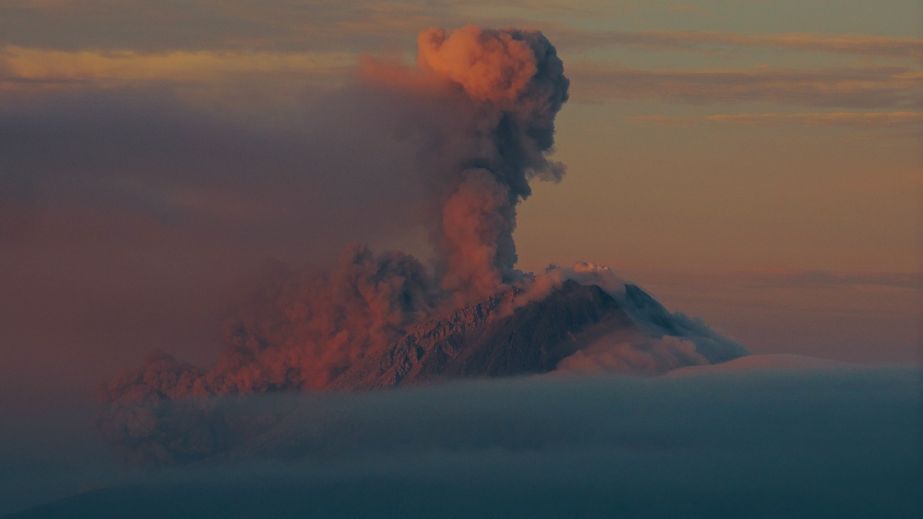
left=632, top=111, right=923, bottom=128
left=555, top=29, right=923, bottom=59
left=570, top=65, right=922, bottom=108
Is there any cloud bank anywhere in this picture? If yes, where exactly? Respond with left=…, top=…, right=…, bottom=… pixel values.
left=4, top=366, right=921, bottom=517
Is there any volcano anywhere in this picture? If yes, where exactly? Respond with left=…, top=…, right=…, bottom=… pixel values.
left=331, top=279, right=744, bottom=390
left=96, top=26, right=746, bottom=465
left=99, top=272, right=746, bottom=464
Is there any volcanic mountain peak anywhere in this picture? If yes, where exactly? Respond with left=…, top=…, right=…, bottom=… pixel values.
left=335, top=280, right=636, bottom=389
left=98, top=276, right=746, bottom=464
left=399, top=277, right=749, bottom=381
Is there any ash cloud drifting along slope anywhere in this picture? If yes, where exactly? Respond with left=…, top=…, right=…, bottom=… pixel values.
left=99, top=27, right=744, bottom=464
left=105, top=26, right=570, bottom=393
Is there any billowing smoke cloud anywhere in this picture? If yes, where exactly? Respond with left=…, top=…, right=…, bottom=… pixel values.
left=97, top=27, right=745, bottom=464
left=101, top=26, right=570, bottom=397
left=416, top=27, right=569, bottom=299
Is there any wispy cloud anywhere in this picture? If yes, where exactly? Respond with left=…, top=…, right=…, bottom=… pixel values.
left=633, top=111, right=923, bottom=127
left=0, top=0, right=441, bottom=53
left=4, top=1, right=921, bottom=63
left=703, top=111, right=923, bottom=126
left=741, top=269, right=923, bottom=290
left=0, top=46, right=354, bottom=94
left=10, top=47, right=917, bottom=112
left=571, top=65, right=922, bottom=108
left=554, top=29, right=923, bottom=59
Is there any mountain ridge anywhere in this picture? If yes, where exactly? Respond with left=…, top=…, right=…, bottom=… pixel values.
left=98, top=278, right=747, bottom=464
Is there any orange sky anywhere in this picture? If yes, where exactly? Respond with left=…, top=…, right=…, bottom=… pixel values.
left=1, top=0, right=920, bottom=392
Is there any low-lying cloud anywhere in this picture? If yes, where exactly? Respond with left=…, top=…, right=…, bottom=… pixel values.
left=570, top=65, right=922, bottom=109
left=3, top=366, right=921, bottom=517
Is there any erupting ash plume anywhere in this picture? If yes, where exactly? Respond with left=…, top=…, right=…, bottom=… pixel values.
left=417, top=26, right=569, bottom=299
left=99, top=27, right=744, bottom=464
left=104, top=26, right=569, bottom=391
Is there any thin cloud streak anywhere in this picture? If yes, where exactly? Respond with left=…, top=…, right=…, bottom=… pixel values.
left=12, top=49, right=914, bottom=111
left=632, top=111, right=923, bottom=128
left=739, top=269, right=923, bottom=291
left=0, top=46, right=355, bottom=96
left=555, top=29, right=923, bottom=59
left=6, top=1, right=920, bottom=61
left=703, top=111, right=923, bottom=126
left=0, top=0, right=443, bottom=53
left=570, top=65, right=922, bottom=108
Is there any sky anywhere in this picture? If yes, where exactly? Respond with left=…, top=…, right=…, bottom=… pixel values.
left=1, top=2, right=922, bottom=517
left=1, top=0, right=921, bottom=409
